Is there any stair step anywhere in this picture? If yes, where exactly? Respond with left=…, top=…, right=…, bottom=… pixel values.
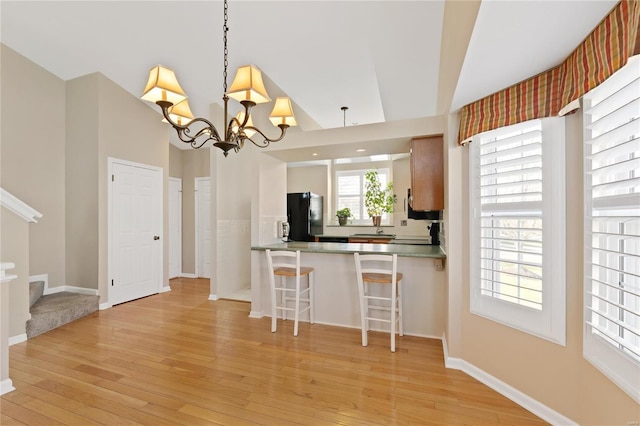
left=27, top=292, right=99, bottom=338
left=29, top=280, right=45, bottom=308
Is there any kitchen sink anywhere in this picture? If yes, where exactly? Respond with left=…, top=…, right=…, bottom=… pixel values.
left=351, top=233, right=396, bottom=238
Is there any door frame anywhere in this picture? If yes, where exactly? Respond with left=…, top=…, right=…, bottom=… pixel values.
left=169, top=177, right=182, bottom=279
left=194, top=177, right=210, bottom=278
left=108, top=157, right=164, bottom=305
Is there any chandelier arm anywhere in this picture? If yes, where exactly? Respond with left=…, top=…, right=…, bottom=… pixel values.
left=225, top=101, right=254, bottom=139
left=158, top=101, right=223, bottom=146
left=244, top=125, right=290, bottom=146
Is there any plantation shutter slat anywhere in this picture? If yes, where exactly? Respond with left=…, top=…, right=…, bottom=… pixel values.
left=584, top=56, right=640, bottom=366
left=477, top=120, right=544, bottom=311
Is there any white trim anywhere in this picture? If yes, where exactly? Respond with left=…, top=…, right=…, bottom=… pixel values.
left=8, top=334, right=27, bottom=346
left=1, top=263, right=16, bottom=282
left=0, top=379, right=15, bottom=395
left=108, top=157, right=164, bottom=306
left=249, top=310, right=264, bottom=319
left=43, top=285, right=99, bottom=296
left=469, top=118, right=567, bottom=346
left=161, top=286, right=171, bottom=293
left=99, top=302, right=112, bottom=311
left=208, top=294, right=218, bottom=301
left=0, top=188, right=43, bottom=223
left=169, top=177, right=183, bottom=279
left=441, top=334, right=576, bottom=426
left=180, top=273, right=197, bottom=279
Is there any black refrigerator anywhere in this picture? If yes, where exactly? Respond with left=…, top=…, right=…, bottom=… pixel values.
left=287, top=192, right=323, bottom=241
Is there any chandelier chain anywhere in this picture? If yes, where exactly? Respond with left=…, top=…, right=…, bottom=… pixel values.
left=223, top=0, right=229, bottom=94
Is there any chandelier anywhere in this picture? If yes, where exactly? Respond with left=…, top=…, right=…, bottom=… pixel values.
left=140, top=0, right=297, bottom=156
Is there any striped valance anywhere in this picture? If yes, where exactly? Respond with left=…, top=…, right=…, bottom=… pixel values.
left=458, top=0, right=640, bottom=145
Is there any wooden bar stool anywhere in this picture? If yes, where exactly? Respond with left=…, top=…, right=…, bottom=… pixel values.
left=354, top=253, right=404, bottom=352
left=265, top=249, right=314, bottom=336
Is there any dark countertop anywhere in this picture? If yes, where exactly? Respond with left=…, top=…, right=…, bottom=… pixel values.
left=251, top=241, right=446, bottom=259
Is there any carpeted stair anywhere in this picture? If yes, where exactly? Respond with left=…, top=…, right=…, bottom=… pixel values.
left=26, top=281, right=99, bottom=338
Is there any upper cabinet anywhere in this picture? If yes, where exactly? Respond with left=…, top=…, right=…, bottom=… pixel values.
left=410, top=135, right=444, bottom=211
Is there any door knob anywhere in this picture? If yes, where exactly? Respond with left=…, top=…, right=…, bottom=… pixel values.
left=154, top=235, right=160, bottom=240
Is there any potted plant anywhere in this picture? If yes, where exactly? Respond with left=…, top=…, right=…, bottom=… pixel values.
left=336, top=207, right=352, bottom=226
left=364, top=170, right=396, bottom=226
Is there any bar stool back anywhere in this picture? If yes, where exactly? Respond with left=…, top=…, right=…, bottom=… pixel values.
left=354, top=253, right=404, bottom=352
left=266, top=249, right=314, bottom=336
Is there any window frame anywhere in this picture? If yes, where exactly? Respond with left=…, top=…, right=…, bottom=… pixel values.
left=334, top=167, right=392, bottom=225
left=469, top=118, right=567, bottom=345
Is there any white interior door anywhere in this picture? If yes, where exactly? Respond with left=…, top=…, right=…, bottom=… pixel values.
left=110, top=159, right=162, bottom=305
left=195, top=177, right=211, bottom=279
left=169, top=177, right=182, bottom=279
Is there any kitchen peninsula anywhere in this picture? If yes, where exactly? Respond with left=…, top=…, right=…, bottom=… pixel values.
left=250, top=241, right=446, bottom=338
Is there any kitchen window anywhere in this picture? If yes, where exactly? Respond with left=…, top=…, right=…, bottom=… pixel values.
left=335, top=168, right=391, bottom=225
left=583, top=56, right=640, bottom=403
left=469, top=118, right=566, bottom=344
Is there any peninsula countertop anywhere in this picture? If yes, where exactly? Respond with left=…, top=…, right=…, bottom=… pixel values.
left=251, top=241, right=446, bottom=259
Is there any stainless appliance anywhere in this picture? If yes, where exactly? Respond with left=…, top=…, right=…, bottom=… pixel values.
left=287, top=192, right=323, bottom=241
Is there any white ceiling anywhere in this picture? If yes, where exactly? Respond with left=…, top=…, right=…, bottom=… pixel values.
left=1, top=0, right=618, bottom=154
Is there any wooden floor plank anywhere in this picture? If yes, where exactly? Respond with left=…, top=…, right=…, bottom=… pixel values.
left=2, top=277, right=547, bottom=425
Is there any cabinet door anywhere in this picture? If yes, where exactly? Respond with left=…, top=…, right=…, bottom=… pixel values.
left=410, top=135, right=444, bottom=211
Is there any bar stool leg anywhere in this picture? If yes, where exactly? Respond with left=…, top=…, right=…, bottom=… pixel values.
left=270, top=278, right=278, bottom=333
left=391, top=279, right=396, bottom=353
left=398, top=281, right=404, bottom=337
left=293, top=274, right=301, bottom=337
left=309, top=271, right=315, bottom=325
left=361, top=282, right=368, bottom=347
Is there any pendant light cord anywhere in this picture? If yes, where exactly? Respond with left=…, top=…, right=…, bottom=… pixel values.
left=223, top=0, right=229, bottom=94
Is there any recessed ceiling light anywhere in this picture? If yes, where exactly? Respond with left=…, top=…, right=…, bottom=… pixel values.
left=356, top=148, right=366, bottom=152
left=312, top=153, right=318, bottom=156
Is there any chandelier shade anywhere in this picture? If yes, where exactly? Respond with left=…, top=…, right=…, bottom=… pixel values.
left=226, top=65, right=271, bottom=104
left=140, top=0, right=296, bottom=154
left=141, top=66, right=187, bottom=105
left=269, top=97, right=297, bottom=127
left=233, top=111, right=256, bottom=138
left=163, top=99, right=194, bottom=126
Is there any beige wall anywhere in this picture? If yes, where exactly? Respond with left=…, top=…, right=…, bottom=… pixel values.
left=0, top=208, right=30, bottom=338
left=287, top=165, right=327, bottom=198
left=213, top=144, right=255, bottom=297
left=65, top=73, right=99, bottom=289
left=169, top=144, right=183, bottom=178
left=446, top=111, right=639, bottom=423
left=178, top=147, right=209, bottom=275
left=97, top=73, right=170, bottom=301
left=65, top=72, right=170, bottom=302
left=1, top=44, right=66, bottom=288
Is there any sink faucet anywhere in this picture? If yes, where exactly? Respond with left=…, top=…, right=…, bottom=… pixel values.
left=376, top=225, right=383, bottom=235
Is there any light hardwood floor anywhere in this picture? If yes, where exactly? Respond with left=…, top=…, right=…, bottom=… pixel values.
left=1, top=278, right=546, bottom=425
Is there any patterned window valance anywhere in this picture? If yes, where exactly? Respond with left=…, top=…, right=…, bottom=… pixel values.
left=458, top=0, right=640, bottom=145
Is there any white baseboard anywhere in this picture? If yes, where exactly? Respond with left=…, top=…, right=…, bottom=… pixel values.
left=8, top=333, right=27, bottom=346
left=180, top=273, right=197, bottom=279
left=161, top=286, right=171, bottom=293
left=99, top=303, right=112, bottom=311
left=441, top=333, right=576, bottom=426
left=208, top=294, right=218, bottom=301
left=0, top=378, right=15, bottom=395
left=249, top=310, right=264, bottom=319
left=43, top=285, right=99, bottom=296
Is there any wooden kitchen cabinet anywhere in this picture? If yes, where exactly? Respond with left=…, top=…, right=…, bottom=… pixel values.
left=410, top=135, right=444, bottom=211
left=348, top=237, right=393, bottom=244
